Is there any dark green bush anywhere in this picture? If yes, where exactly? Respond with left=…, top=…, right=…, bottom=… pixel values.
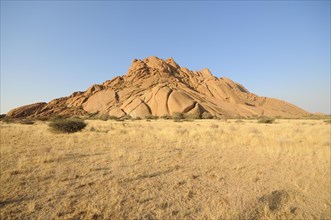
left=258, top=117, right=275, bottom=124
left=49, top=119, right=87, bottom=133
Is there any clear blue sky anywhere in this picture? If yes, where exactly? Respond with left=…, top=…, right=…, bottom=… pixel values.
left=1, top=1, right=330, bottom=114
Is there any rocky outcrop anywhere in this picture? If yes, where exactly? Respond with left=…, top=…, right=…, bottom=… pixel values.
left=6, top=56, right=308, bottom=119
left=7, top=102, right=47, bottom=118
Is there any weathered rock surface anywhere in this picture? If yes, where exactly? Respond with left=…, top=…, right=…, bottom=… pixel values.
left=7, top=102, right=47, bottom=118
left=6, top=56, right=308, bottom=119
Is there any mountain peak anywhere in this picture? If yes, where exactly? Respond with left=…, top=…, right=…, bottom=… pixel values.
left=165, top=57, right=180, bottom=69
left=127, top=56, right=179, bottom=80
left=6, top=56, right=308, bottom=119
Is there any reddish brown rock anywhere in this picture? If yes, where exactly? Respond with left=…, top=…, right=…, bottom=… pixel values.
left=6, top=102, right=47, bottom=118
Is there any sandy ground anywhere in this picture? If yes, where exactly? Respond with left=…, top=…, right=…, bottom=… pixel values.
left=0, top=119, right=330, bottom=219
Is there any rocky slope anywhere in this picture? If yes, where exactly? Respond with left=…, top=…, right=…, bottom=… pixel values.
left=7, top=56, right=308, bottom=119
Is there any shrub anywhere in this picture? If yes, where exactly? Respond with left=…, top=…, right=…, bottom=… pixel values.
left=145, top=115, right=159, bottom=120
left=185, top=112, right=200, bottom=119
left=172, top=112, right=184, bottom=120
left=98, top=115, right=110, bottom=121
left=258, top=117, right=275, bottom=124
left=49, top=119, right=87, bottom=133
left=120, top=115, right=132, bottom=121
left=89, top=114, right=117, bottom=121
left=108, top=116, right=118, bottom=120
left=87, top=112, right=98, bottom=118
left=37, top=116, right=51, bottom=121
left=2, top=118, right=16, bottom=123
left=20, top=120, right=35, bottom=125
left=161, top=115, right=171, bottom=120
left=201, top=112, right=213, bottom=119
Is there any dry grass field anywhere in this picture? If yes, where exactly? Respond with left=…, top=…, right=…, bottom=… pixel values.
left=0, top=119, right=330, bottom=219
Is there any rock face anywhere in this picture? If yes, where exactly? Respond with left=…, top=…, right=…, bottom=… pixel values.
left=7, top=56, right=308, bottom=118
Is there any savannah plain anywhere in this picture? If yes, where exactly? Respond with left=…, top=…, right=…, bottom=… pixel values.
left=0, top=118, right=330, bottom=219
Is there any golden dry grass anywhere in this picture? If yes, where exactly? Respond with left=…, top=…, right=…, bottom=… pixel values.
left=0, top=119, right=330, bottom=219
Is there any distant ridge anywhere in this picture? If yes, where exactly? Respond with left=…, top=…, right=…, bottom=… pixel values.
left=7, top=56, right=308, bottom=118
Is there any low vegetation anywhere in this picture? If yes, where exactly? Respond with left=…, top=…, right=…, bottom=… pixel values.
left=201, top=112, right=213, bottom=119
left=48, top=118, right=87, bottom=133
left=172, top=112, right=185, bottom=120
left=19, top=120, right=35, bottom=125
left=145, top=115, right=159, bottom=120
left=258, top=117, right=275, bottom=124
left=184, top=112, right=201, bottom=120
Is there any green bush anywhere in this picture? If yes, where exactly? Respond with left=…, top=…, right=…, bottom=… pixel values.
left=201, top=112, right=213, bottom=119
left=49, top=119, right=87, bottom=133
left=258, top=117, right=275, bottom=124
